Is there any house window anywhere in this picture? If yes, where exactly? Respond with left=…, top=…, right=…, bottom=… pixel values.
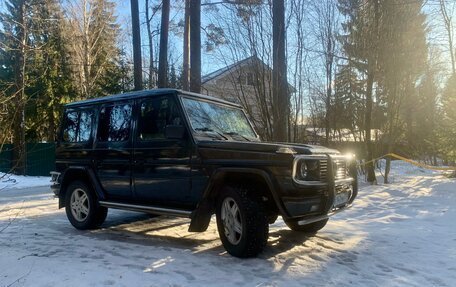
left=246, top=72, right=255, bottom=86
left=238, top=72, right=255, bottom=86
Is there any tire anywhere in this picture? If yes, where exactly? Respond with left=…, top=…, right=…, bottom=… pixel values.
left=65, top=181, right=108, bottom=230
left=215, top=185, right=269, bottom=258
left=284, top=218, right=328, bottom=233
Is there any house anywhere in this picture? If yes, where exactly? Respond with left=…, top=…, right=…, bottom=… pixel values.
left=201, top=56, right=294, bottom=140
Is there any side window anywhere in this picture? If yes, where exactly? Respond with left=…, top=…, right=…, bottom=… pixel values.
left=78, top=111, right=93, bottom=141
left=62, top=110, right=93, bottom=143
left=97, top=104, right=132, bottom=142
left=137, top=97, right=181, bottom=141
left=63, top=111, right=78, bottom=142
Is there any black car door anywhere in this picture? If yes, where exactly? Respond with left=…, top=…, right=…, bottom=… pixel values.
left=93, top=101, right=134, bottom=200
left=132, top=95, right=192, bottom=208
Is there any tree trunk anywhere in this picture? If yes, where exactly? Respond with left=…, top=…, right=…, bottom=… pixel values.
left=47, top=105, right=55, bottom=142
left=384, top=156, right=391, bottom=184
left=182, top=0, right=190, bottom=91
left=365, top=70, right=376, bottom=184
left=189, top=0, right=201, bottom=93
left=130, top=0, right=143, bottom=91
left=157, top=0, right=170, bottom=88
left=82, top=0, right=90, bottom=97
left=12, top=0, right=27, bottom=175
left=272, top=0, right=288, bottom=142
left=325, top=63, right=332, bottom=145
left=145, top=0, right=155, bottom=88
left=440, top=0, right=455, bottom=75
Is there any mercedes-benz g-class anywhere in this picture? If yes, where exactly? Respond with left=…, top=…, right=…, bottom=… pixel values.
left=51, top=89, right=357, bottom=257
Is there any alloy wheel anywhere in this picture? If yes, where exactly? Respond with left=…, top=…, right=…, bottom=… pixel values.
left=70, top=188, right=90, bottom=222
left=221, top=197, right=243, bottom=245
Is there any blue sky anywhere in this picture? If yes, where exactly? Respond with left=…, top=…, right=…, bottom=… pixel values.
left=115, top=0, right=225, bottom=77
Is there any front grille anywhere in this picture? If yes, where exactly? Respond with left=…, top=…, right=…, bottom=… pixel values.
left=334, top=160, right=347, bottom=180
left=318, top=159, right=347, bottom=181
left=293, top=155, right=350, bottom=185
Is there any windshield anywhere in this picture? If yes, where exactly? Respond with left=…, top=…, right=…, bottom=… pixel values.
left=182, top=97, right=257, bottom=140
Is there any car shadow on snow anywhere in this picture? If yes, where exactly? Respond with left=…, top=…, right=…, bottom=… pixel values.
left=86, top=212, right=223, bottom=252
left=83, top=211, right=313, bottom=259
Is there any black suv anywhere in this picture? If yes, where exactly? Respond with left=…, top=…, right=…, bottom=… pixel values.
left=51, top=89, right=357, bottom=257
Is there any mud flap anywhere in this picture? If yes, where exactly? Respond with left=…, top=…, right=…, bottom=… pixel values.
left=188, top=199, right=213, bottom=232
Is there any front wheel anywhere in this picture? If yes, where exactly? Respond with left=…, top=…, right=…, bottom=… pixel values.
left=216, top=186, right=269, bottom=258
left=284, top=218, right=328, bottom=233
left=65, top=181, right=108, bottom=230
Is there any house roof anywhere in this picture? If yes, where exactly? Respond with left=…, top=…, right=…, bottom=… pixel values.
left=202, top=55, right=296, bottom=92
left=202, top=56, right=259, bottom=84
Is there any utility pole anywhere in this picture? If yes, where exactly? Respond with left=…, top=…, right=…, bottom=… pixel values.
left=131, top=0, right=142, bottom=91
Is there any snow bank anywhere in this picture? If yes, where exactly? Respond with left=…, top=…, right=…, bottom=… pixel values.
left=359, top=159, right=450, bottom=185
left=0, top=173, right=50, bottom=190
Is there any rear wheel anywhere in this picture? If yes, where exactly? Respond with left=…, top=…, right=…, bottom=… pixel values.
left=284, top=218, right=328, bottom=233
left=216, top=186, right=269, bottom=258
left=65, top=181, right=108, bottom=230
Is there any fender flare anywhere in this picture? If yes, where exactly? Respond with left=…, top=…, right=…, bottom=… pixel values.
left=188, top=167, right=287, bottom=232
left=59, top=166, right=105, bottom=208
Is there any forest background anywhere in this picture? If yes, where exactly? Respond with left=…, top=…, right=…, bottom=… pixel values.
left=0, top=0, right=455, bottom=184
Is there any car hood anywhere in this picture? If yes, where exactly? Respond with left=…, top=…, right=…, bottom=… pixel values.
left=196, top=140, right=340, bottom=155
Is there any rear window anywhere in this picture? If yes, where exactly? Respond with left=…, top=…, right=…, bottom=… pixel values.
left=62, top=110, right=93, bottom=143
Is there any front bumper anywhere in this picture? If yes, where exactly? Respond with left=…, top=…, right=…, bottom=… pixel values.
left=297, top=203, right=353, bottom=226
left=50, top=171, right=61, bottom=197
left=281, top=154, right=357, bottom=218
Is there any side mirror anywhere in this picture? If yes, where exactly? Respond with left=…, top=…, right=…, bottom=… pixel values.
left=165, top=125, right=186, bottom=139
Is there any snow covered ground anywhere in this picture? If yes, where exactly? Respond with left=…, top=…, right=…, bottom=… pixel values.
left=0, top=173, right=50, bottom=190
left=0, top=162, right=455, bottom=286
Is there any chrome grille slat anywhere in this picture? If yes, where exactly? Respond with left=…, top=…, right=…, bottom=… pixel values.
left=320, top=159, right=328, bottom=181
left=334, top=160, right=347, bottom=180
left=318, top=159, right=347, bottom=181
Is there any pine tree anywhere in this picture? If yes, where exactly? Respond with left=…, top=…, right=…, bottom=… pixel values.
left=27, top=0, right=74, bottom=142
left=378, top=0, right=428, bottom=182
left=440, top=74, right=456, bottom=161
left=415, top=68, right=438, bottom=162
left=0, top=0, right=35, bottom=174
left=167, top=64, right=179, bottom=89
left=338, top=0, right=381, bottom=183
left=333, top=63, right=365, bottom=141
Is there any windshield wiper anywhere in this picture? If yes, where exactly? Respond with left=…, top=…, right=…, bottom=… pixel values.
left=195, top=127, right=229, bottom=140
left=223, top=131, right=251, bottom=142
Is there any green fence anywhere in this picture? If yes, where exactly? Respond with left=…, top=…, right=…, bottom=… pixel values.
left=0, top=144, right=13, bottom=173
left=0, top=143, right=55, bottom=176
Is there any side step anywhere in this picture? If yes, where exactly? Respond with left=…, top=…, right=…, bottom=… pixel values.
left=98, top=201, right=192, bottom=218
